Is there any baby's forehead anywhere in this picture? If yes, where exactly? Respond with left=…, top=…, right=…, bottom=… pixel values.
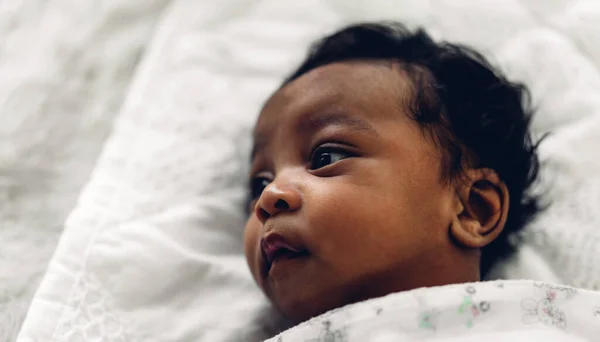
left=257, top=61, right=413, bottom=131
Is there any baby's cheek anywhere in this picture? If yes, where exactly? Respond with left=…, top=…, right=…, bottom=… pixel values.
left=243, top=219, right=261, bottom=280
left=308, top=188, right=391, bottom=256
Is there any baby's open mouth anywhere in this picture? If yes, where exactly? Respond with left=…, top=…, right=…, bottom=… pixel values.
left=260, top=233, right=308, bottom=272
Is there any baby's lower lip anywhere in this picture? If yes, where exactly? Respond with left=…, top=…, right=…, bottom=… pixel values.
left=267, top=251, right=308, bottom=277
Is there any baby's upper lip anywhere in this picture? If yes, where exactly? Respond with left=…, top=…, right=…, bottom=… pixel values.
left=260, top=232, right=306, bottom=269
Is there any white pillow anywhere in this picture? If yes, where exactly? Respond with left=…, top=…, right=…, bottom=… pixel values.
left=18, top=0, right=600, bottom=341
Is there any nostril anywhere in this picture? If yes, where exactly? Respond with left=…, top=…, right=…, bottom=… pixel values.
left=259, top=208, right=271, bottom=221
left=274, top=199, right=289, bottom=210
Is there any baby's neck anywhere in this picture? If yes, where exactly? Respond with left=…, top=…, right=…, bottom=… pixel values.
left=348, top=248, right=481, bottom=305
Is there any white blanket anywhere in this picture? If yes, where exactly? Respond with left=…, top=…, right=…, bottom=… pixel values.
left=15, top=0, right=600, bottom=341
left=265, top=280, right=600, bottom=341
left=0, top=1, right=171, bottom=340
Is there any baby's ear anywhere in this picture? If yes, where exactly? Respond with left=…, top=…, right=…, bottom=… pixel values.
left=449, top=168, right=509, bottom=249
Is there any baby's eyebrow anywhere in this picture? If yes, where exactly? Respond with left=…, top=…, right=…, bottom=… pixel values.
left=297, top=112, right=378, bottom=137
left=251, top=112, right=377, bottom=162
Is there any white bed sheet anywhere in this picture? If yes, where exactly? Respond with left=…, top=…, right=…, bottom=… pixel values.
left=17, top=0, right=600, bottom=341
left=0, top=1, right=172, bottom=340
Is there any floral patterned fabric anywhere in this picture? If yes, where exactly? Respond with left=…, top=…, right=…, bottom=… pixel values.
left=266, top=280, right=600, bottom=341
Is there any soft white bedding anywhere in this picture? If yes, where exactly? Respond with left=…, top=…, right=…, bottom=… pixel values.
left=265, top=280, right=600, bottom=341
left=15, top=0, right=600, bottom=341
left=0, top=1, right=172, bottom=340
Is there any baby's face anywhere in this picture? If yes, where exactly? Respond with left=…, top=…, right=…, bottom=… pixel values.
left=245, top=61, right=459, bottom=321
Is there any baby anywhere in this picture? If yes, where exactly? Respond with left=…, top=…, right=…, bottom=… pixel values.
left=244, top=22, right=542, bottom=323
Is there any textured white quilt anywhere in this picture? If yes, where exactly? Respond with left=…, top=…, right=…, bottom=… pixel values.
left=13, top=0, right=600, bottom=341
left=0, top=1, right=171, bottom=340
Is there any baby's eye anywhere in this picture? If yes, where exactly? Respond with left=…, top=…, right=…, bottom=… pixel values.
left=310, top=146, right=355, bottom=170
left=250, top=177, right=271, bottom=200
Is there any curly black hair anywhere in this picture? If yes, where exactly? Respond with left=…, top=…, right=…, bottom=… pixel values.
left=283, top=22, right=543, bottom=276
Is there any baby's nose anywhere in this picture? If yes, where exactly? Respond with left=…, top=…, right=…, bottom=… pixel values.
left=255, top=183, right=302, bottom=223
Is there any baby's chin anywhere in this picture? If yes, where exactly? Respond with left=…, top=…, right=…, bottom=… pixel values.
left=264, top=279, right=360, bottom=323
left=271, top=292, right=340, bottom=323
